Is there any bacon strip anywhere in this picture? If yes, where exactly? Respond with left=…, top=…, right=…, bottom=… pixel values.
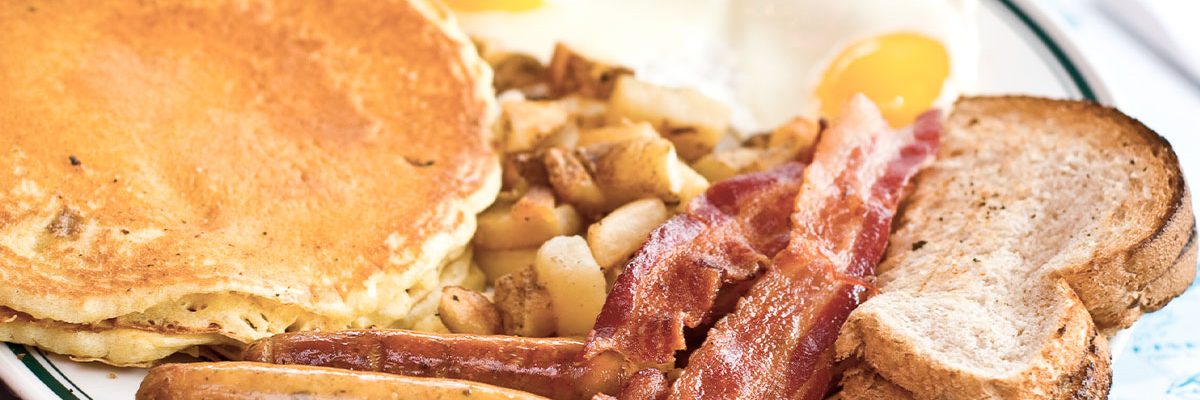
left=583, top=162, right=807, bottom=368
left=667, top=96, right=941, bottom=399
left=243, top=330, right=630, bottom=400
left=242, top=166, right=811, bottom=400
left=239, top=98, right=932, bottom=399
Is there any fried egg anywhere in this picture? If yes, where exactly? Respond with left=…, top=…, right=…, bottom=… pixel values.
left=448, top=0, right=977, bottom=130
left=731, top=0, right=978, bottom=128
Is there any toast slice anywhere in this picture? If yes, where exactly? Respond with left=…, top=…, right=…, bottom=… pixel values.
left=836, top=96, right=1196, bottom=399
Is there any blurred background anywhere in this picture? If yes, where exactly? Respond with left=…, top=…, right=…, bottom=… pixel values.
left=1038, top=0, right=1200, bottom=398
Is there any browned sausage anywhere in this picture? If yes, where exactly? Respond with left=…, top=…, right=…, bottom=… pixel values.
left=136, top=362, right=547, bottom=400
left=243, top=330, right=635, bottom=400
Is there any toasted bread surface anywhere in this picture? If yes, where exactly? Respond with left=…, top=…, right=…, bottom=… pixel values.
left=839, top=331, right=1110, bottom=400
left=837, top=96, right=1194, bottom=399
left=0, top=0, right=499, bottom=365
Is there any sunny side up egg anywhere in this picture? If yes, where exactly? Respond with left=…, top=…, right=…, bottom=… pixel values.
left=447, top=0, right=978, bottom=130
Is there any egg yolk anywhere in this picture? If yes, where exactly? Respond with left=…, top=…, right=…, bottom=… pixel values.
left=816, top=32, right=949, bottom=128
left=444, top=0, right=543, bottom=12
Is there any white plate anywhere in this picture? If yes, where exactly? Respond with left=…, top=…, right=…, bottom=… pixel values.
left=0, top=0, right=1132, bottom=398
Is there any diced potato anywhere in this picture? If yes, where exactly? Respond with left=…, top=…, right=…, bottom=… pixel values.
left=509, top=186, right=584, bottom=237
left=576, top=122, right=659, bottom=147
left=746, top=116, right=823, bottom=172
left=438, top=286, right=502, bottom=335
left=768, top=116, right=821, bottom=155
left=588, top=136, right=705, bottom=206
left=534, top=236, right=608, bottom=336
left=586, top=198, right=670, bottom=271
left=539, top=122, right=580, bottom=149
left=589, top=137, right=692, bottom=206
left=556, top=95, right=610, bottom=128
left=474, top=248, right=537, bottom=284
left=500, top=152, right=549, bottom=196
left=675, top=164, right=710, bottom=208
left=753, top=148, right=802, bottom=173
left=692, top=147, right=765, bottom=182
left=547, top=43, right=633, bottom=99
left=473, top=187, right=583, bottom=250
left=502, top=101, right=570, bottom=152
left=489, top=53, right=548, bottom=95
left=460, top=261, right=488, bottom=293
left=607, top=76, right=731, bottom=161
left=542, top=148, right=607, bottom=216
left=741, top=132, right=771, bottom=149
left=494, top=188, right=525, bottom=204
left=690, top=117, right=819, bottom=181
left=493, top=267, right=556, bottom=337
left=511, top=181, right=557, bottom=219
left=410, top=314, right=450, bottom=333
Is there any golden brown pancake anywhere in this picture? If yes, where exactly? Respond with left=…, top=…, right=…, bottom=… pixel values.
left=0, top=0, right=499, bottom=365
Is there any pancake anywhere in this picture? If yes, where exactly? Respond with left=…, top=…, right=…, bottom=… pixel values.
left=0, top=0, right=499, bottom=365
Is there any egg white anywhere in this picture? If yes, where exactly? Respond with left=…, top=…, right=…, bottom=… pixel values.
left=729, top=0, right=978, bottom=129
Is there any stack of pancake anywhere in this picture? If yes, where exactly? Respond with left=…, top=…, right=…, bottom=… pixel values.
left=0, top=0, right=499, bottom=366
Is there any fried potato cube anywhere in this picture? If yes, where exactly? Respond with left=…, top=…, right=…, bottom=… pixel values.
left=501, top=151, right=549, bottom=195
left=692, top=147, right=765, bottom=182
left=588, top=137, right=707, bottom=207
left=763, top=115, right=820, bottom=164
left=473, top=186, right=583, bottom=250
left=543, top=147, right=607, bottom=216
left=741, top=132, right=772, bottom=149
left=474, top=248, right=538, bottom=285
left=586, top=198, right=670, bottom=271
left=493, top=267, right=556, bottom=337
left=410, top=314, right=450, bottom=333
left=438, top=286, right=502, bottom=335
left=539, top=122, right=580, bottom=149
left=675, top=164, right=710, bottom=208
left=691, top=116, right=820, bottom=182
left=769, top=116, right=821, bottom=150
left=607, top=76, right=731, bottom=161
left=576, top=122, right=659, bottom=147
left=589, top=137, right=680, bottom=204
left=556, top=95, right=610, bottom=128
left=534, top=236, right=608, bottom=336
left=501, top=100, right=571, bottom=152
left=747, top=116, right=823, bottom=172
left=489, top=53, right=548, bottom=95
left=547, top=43, right=633, bottom=99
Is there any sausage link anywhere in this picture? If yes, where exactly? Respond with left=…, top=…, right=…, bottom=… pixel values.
left=136, top=362, right=547, bottom=400
left=244, top=330, right=633, bottom=400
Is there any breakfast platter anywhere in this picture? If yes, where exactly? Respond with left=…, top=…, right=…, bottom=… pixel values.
left=0, top=0, right=1191, bottom=399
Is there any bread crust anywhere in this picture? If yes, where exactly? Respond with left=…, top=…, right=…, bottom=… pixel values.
left=836, top=96, right=1195, bottom=399
left=840, top=330, right=1110, bottom=400
left=1037, top=100, right=1195, bottom=331
left=941, top=97, right=1196, bottom=330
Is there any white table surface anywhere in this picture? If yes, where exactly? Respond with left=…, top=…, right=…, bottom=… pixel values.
left=1037, top=1, right=1200, bottom=398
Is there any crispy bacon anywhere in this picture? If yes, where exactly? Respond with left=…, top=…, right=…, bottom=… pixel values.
left=243, top=330, right=631, bottom=400
left=666, top=96, right=941, bottom=399
left=239, top=97, right=936, bottom=400
left=241, top=165, right=811, bottom=400
left=583, top=162, right=807, bottom=368
left=592, top=369, right=671, bottom=400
